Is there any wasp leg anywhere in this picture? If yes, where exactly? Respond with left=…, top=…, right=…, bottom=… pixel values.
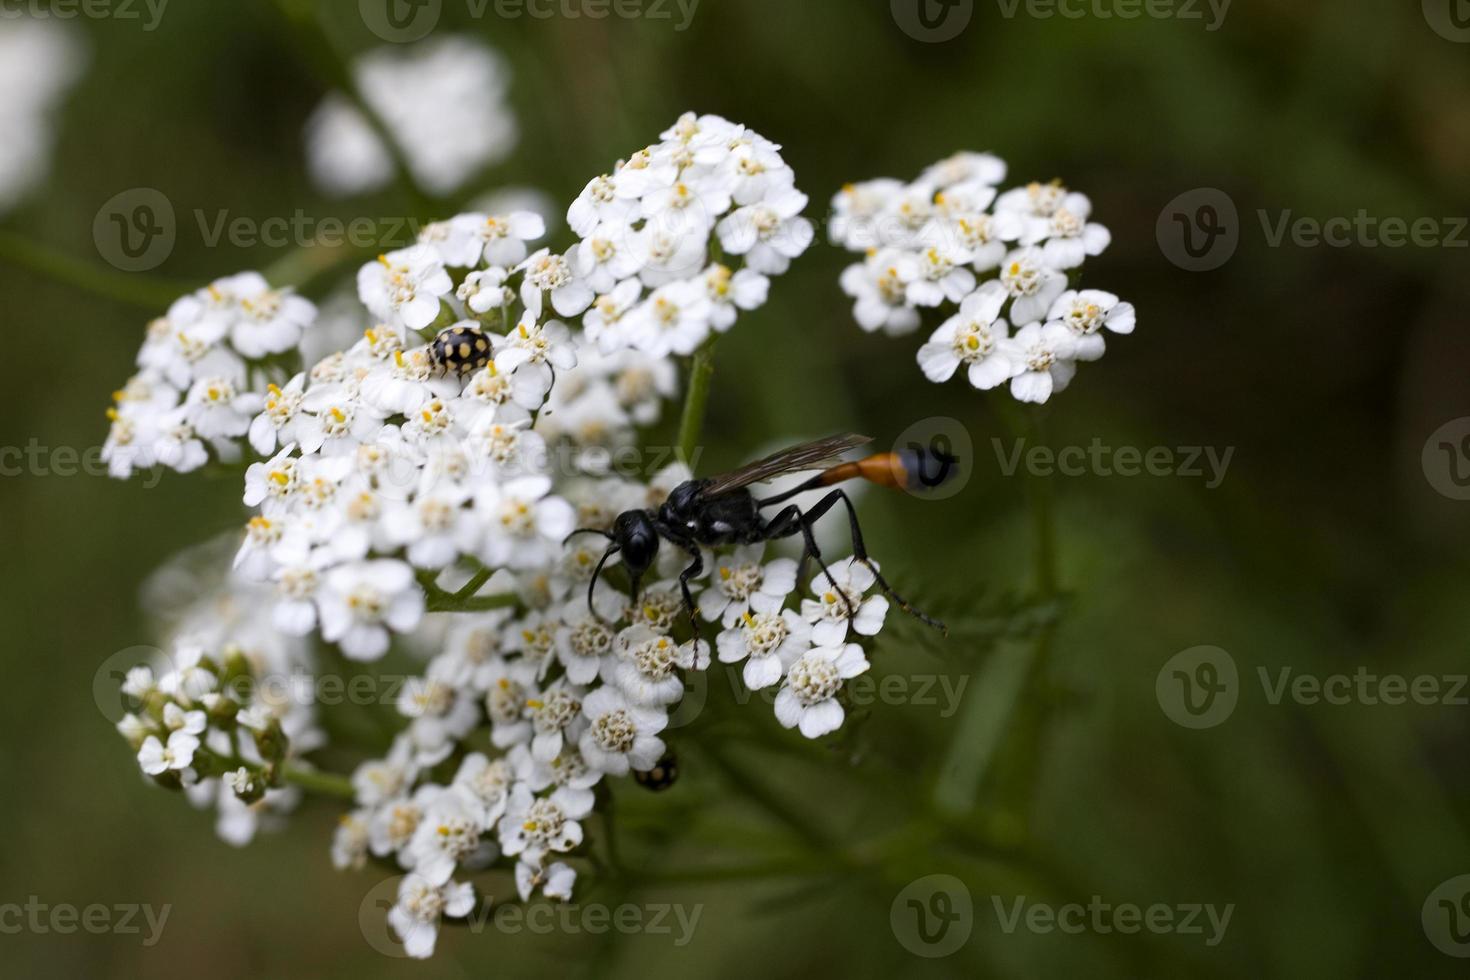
left=800, top=489, right=948, bottom=637
left=676, top=545, right=705, bottom=643
left=760, top=504, right=857, bottom=621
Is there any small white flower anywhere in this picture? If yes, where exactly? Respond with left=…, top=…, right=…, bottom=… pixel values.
left=1019, top=191, right=1111, bottom=269
left=357, top=245, right=453, bottom=335
left=998, top=247, right=1067, bottom=326
left=332, top=809, right=372, bottom=870
left=609, top=625, right=705, bottom=706
left=840, top=251, right=921, bottom=337
left=496, top=783, right=590, bottom=863
left=387, top=872, right=477, bottom=960
left=318, top=559, right=425, bottom=660
left=577, top=686, right=667, bottom=775
left=801, top=558, right=890, bottom=646
left=703, top=263, right=769, bottom=331
left=774, top=643, right=870, bottom=739
left=137, top=730, right=199, bottom=775
left=184, top=376, right=261, bottom=441
left=515, top=860, right=576, bottom=903
left=698, top=544, right=796, bottom=627
left=451, top=210, right=546, bottom=267
left=625, top=280, right=714, bottom=358
left=898, top=245, right=976, bottom=308
left=408, top=787, right=492, bottom=886
left=716, top=186, right=814, bottom=275
left=1003, top=321, right=1079, bottom=404
left=519, top=248, right=595, bottom=318
left=475, top=475, right=576, bottom=571
left=716, top=608, right=812, bottom=690
left=916, top=282, right=1014, bottom=391
left=1044, top=289, right=1135, bottom=362
left=525, top=680, right=587, bottom=764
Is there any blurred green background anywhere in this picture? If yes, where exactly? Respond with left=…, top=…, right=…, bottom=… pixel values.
left=3, top=0, right=1470, bottom=976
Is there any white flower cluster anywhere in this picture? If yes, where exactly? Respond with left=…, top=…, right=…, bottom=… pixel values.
left=305, top=36, right=518, bottom=198
left=0, top=18, right=85, bottom=214
left=101, top=273, right=317, bottom=479
left=332, top=548, right=883, bottom=957
left=833, top=153, right=1136, bottom=404
left=566, top=112, right=814, bottom=359
left=117, top=544, right=323, bottom=847
left=108, top=114, right=896, bottom=960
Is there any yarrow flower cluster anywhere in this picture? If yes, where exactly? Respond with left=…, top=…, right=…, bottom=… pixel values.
left=104, top=114, right=893, bottom=960
left=567, top=112, right=813, bottom=359
left=833, top=152, right=1136, bottom=404
left=101, top=272, right=317, bottom=479
left=305, top=36, right=519, bottom=198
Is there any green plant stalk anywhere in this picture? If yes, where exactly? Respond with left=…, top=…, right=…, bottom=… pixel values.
left=933, top=401, right=1061, bottom=825
left=282, top=764, right=355, bottom=800
left=677, top=337, right=718, bottom=468
left=986, top=405, right=1063, bottom=826
left=0, top=230, right=195, bottom=311
left=271, top=0, right=433, bottom=217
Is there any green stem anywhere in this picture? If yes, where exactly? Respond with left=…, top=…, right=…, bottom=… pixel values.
left=0, top=230, right=194, bottom=310
left=677, top=337, right=718, bottom=468
left=932, top=401, right=1062, bottom=825
left=987, top=404, right=1062, bottom=827
left=271, top=0, right=433, bottom=216
left=281, top=765, right=355, bottom=800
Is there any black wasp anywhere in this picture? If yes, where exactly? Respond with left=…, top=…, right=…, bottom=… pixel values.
left=570, top=433, right=959, bottom=640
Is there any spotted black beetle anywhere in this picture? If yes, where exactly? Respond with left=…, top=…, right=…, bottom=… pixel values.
left=430, top=325, right=492, bottom=376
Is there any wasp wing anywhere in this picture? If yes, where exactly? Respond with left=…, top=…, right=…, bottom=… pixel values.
left=698, top=433, right=873, bottom=498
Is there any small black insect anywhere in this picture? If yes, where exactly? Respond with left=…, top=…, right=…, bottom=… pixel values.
left=430, top=325, right=492, bottom=376
left=569, top=433, right=960, bottom=640
left=633, top=752, right=679, bottom=791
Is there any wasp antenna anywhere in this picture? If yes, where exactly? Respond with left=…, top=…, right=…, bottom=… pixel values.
left=566, top=527, right=614, bottom=545
left=587, top=544, right=620, bottom=619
